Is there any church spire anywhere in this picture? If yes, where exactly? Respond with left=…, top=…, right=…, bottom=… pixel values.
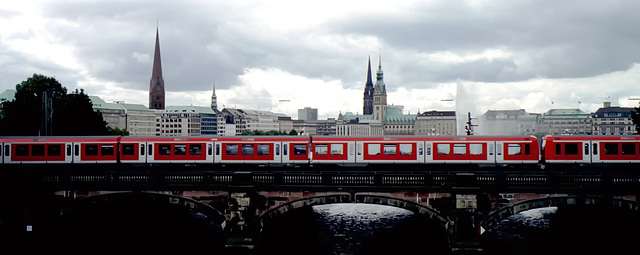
left=211, top=83, right=218, bottom=111
left=363, top=56, right=375, bottom=115
left=149, top=26, right=165, bottom=110
left=375, top=54, right=386, bottom=93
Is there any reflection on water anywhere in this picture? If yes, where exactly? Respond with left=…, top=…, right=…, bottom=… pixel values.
left=257, top=203, right=449, bottom=255
left=482, top=206, right=640, bottom=255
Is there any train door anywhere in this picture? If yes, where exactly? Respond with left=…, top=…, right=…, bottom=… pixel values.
left=495, top=142, right=504, bottom=163
left=425, top=141, right=433, bottom=162
left=582, top=141, right=592, bottom=163
left=63, top=142, right=73, bottom=163
left=488, top=141, right=496, bottom=164
left=590, top=141, right=600, bottom=163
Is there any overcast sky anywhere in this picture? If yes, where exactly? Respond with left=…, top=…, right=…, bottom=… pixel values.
left=2, top=0, right=640, bottom=124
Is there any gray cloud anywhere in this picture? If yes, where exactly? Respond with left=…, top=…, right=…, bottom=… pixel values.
left=1, top=0, right=639, bottom=112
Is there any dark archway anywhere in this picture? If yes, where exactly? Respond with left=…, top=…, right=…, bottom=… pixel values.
left=481, top=195, right=640, bottom=231
left=45, top=191, right=227, bottom=255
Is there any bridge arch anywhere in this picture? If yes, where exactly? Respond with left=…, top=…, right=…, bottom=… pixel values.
left=66, top=191, right=227, bottom=226
left=260, top=193, right=450, bottom=231
left=480, top=195, right=640, bottom=232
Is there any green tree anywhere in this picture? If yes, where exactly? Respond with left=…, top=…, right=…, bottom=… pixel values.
left=288, top=129, right=298, bottom=135
left=0, top=74, right=108, bottom=136
left=631, top=107, right=640, bottom=134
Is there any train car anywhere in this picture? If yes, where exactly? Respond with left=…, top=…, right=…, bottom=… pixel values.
left=309, top=137, right=357, bottom=164
left=123, top=136, right=215, bottom=164
left=424, top=136, right=539, bottom=165
left=214, top=136, right=310, bottom=164
left=0, top=136, right=121, bottom=164
left=353, top=136, right=423, bottom=164
left=544, top=135, right=640, bottom=164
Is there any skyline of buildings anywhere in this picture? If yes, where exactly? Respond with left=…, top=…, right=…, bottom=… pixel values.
left=1, top=27, right=638, bottom=137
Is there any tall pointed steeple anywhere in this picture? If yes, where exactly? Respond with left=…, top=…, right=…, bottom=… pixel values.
left=372, top=54, right=387, bottom=123
left=374, top=54, right=386, bottom=93
left=363, top=56, right=375, bottom=115
left=149, top=26, right=165, bottom=110
left=211, top=83, right=218, bottom=111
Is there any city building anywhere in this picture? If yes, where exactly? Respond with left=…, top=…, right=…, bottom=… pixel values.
left=298, top=107, right=318, bottom=121
left=89, top=96, right=127, bottom=131
left=218, top=108, right=283, bottom=135
left=340, top=56, right=416, bottom=135
left=149, top=27, right=165, bottom=110
left=538, top=108, right=592, bottom=135
left=415, top=110, right=457, bottom=136
left=293, top=119, right=338, bottom=136
left=592, top=102, right=637, bottom=135
left=0, top=89, right=16, bottom=112
left=477, top=109, right=540, bottom=136
left=161, top=106, right=219, bottom=136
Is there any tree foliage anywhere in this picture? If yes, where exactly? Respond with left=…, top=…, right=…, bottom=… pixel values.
left=0, top=74, right=108, bottom=136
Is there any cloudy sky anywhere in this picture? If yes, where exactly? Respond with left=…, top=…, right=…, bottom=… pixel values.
left=2, top=0, right=640, bottom=125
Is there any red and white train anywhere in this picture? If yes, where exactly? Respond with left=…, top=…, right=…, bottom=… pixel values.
left=1, top=135, right=639, bottom=166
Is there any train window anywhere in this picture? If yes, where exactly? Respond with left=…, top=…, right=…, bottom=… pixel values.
left=257, top=145, right=270, bottom=155
left=470, top=144, right=483, bottom=155
left=349, top=144, right=354, bottom=155
left=555, top=144, right=562, bottom=155
left=32, top=145, right=45, bottom=156
left=226, top=144, right=238, bottom=155
left=437, top=144, right=450, bottom=155
left=565, top=143, right=579, bottom=155
left=418, top=143, right=423, bottom=156
left=48, top=145, right=61, bottom=156
left=66, top=145, right=71, bottom=156
left=16, top=145, right=29, bottom=156
left=604, top=143, right=618, bottom=155
left=189, top=144, right=202, bottom=155
left=101, top=145, right=114, bottom=156
left=400, top=144, right=412, bottom=155
left=524, top=144, right=531, bottom=155
left=5, top=145, right=10, bottom=156
left=140, top=144, right=145, bottom=155
left=148, top=145, right=153, bottom=155
left=622, top=143, right=636, bottom=155
left=294, top=144, right=306, bottom=155
left=174, top=144, right=187, bottom=155
left=384, top=144, right=396, bottom=155
left=593, top=143, right=598, bottom=155
left=331, top=144, right=344, bottom=155
left=316, top=144, right=328, bottom=155
left=85, top=145, right=98, bottom=156
left=122, top=144, right=135, bottom=155
left=208, top=144, right=212, bottom=155
left=277, top=144, right=281, bottom=156
left=242, top=144, right=254, bottom=155
left=584, top=143, right=589, bottom=155
left=427, top=144, right=432, bottom=155
left=488, top=143, right=494, bottom=155
left=75, top=145, right=80, bottom=156
left=507, top=144, right=521, bottom=155
left=159, top=144, right=172, bottom=155
left=368, top=144, right=380, bottom=155
left=216, top=144, right=220, bottom=155
left=454, top=144, right=466, bottom=155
